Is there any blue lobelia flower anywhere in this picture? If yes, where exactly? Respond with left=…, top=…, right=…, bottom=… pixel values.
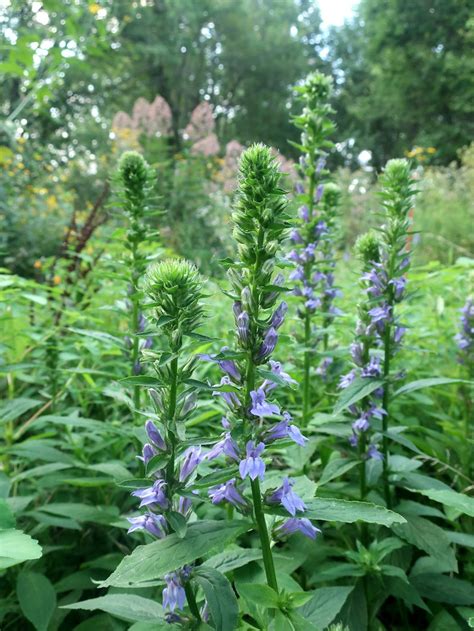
left=264, top=411, right=307, bottom=446
left=209, top=478, right=247, bottom=508
left=145, top=419, right=167, bottom=450
left=138, top=443, right=157, bottom=465
left=239, top=441, right=266, bottom=481
left=206, top=421, right=240, bottom=462
left=267, top=477, right=306, bottom=516
left=127, top=512, right=167, bottom=538
left=250, top=387, right=280, bottom=418
left=262, top=360, right=297, bottom=392
left=163, top=572, right=186, bottom=612
left=179, top=446, right=202, bottom=482
left=132, top=479, right=169, bottom=510
left=257, top=327, right=279, bottom=360
left=270, top=301, right=288, bottom=330
left=276, top=517, right=321, bottom=540
left=212, top=376, right=241, bottom=409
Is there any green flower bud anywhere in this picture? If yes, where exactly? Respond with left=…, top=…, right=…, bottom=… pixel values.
left=355, top=231, right=381, bottom=265
left=321, top=182, right=341, bottom=209
left=305, top=72, right=333, bottom=104
left=117, top=151, right=150, bottom=191
left=145, top=259, right=204, bottom=341
left=379, top=158, right=417, bottom=221
left=235, top=143, right=287, bottom=238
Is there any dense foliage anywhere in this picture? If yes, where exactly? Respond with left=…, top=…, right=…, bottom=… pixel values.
left=0, top=2, right=473, bottom=630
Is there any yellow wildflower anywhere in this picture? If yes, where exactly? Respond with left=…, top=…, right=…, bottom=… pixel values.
left=89, top=3, right=100, bottom=15
left=46, top=195, right=57, bottom=209
left=53, top=275, right=61, bottom=285
left=427, top=147, right=436, bottom=154
left=34, top=260, right=42, bottom=269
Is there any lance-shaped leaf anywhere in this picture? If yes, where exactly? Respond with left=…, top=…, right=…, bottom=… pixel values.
left=100, top=520, right=249, bottom=588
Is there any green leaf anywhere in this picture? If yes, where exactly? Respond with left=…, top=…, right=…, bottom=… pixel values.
left=410, top=574, right=474, bottom=605
left=411, top=489, right=474, bottom=517
left=37, top=503, right=120, bottom=525
left=17, top=571, right=57, bottom=631
left=129, top=623, right=180, bottom=631
left=146, top=453, right=170, bottom=475
left=193, top=567, right=238, bottom=631
left=192, top=468, right=239, bottom=490
left=68, top=328, right=124, bottom=347
left=0, top=397, right=42, bottom=423
left=117, top=478, right=150, bottom=489
left=393, top=514, right=457, bottom=570
left=446, top=531, right=474, bottom=548
left=399, top=472, right=453, bottom=492
left=167, top=511, right=187, bottom=538
left=0, top=498, right=15, bottom=528
left=333, top=377, right=384, bottom=414
left=62, top=594, right=164, bottom=622
left=384, top=577, right=430, bottom=613
left=303, top=498, right=406, bottom=526
left=100, top=520, right=249, bottom=587
left=238, top=583, right=280, bottom=609
left=0, top=529, right=42, bottom=569
left=183, top=378, right=214, bottom=390
left=393, top=377, right=469, bottom=398
left=298, top=586, right=354, bottom=629
left=258, top=368, right=297, bottom=389
left=203, top=547, right=262, bottom=574
left=319, top=458, right=358, bottom=485
left=120, top=376, right=164, bottom=387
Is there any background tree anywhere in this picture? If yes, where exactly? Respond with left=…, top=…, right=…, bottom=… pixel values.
left=328, top=0, right=474, bottom=168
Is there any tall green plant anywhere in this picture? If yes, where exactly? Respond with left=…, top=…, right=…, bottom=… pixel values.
left=114, top=151, right=159, bottom=412
left=288, top=72, right=341, bottom=424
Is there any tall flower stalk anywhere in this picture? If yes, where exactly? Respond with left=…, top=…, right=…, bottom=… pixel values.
left=288, top=72, right=341, bottom=425
left=377, top=160, right=417, bottom=506
left=455, top=298, right=474, bottom=462
left=340, top=160, right=417, bottom=507
left=127, top=259, right=205, bottom=621
left=115, top=151, right=158, bottom=412
left=207, top=144, right=319, bottom=592
left=339, top=232, right=385, bottom=501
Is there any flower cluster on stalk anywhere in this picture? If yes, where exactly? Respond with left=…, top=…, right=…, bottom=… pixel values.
left=288, top=72, right=342, bottom=421
left=339, top=160, right=417, bottom=463
left=114, top=151, right=159, bottom=384
left=126, top=259, right=206, bottom=618
left=204, top=144, right=320, bottom=541
left=455, top=298, right=474, bottom=367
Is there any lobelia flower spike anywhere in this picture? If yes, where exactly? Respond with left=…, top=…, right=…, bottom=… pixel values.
left=455, top=298, right=474, bottom=453
left=288, top=72, right=342, bottom=425
left=456, top=298, right=474, bottom=368
left=376, top=159, right=418, bottom=507
left=114, top=151, right=159, bottom=413
left=343, top=160, right=418, bottom=507
left=339, top=231, right=386, bottom=501
left=205, top=143, right=320, bottom=594
left=126, top=258, right=206, bottom=620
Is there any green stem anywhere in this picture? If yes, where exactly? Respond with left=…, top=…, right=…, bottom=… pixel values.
left=302, top=311, right=311, bottom=425
left=359, top=433, right=367, bottom=501
left=243, top=222, right=279, bottom=593
left=382, top=320, right=392, bottom=508
left=302, top=172, right=316, bottom=426
left=165, top=356, right=179, bottom=488
left=184, top=581, right=201, bottom=622
left=251, top=478, right=279, bottom=592
left=131, top=240, right=141, bottom=414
